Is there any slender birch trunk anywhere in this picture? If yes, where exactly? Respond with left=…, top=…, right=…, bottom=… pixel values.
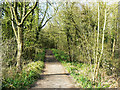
left=97, top=4, right=107, bottom=77
left=92, top=26, right=96, bottom=80
left=93, top=2, right=100, bottom=81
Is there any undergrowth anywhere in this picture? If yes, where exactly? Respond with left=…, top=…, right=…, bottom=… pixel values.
left=2, top=49, right=46, bottom=89
left=52, top=49, right=115, bottom=88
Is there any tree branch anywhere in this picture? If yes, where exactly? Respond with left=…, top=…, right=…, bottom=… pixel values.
left=12, top=2, right=19, bottom=24
left=22, top=1, right=26, bottom=18
left=9, top=4, right=18, bottom=40
left=19, top=1, right=38, bottom=26
left=2, top=8, right=8, bottom=14
left=39, top=1, right=49, bottom=28
left=41, top=17, right=52, bottom=29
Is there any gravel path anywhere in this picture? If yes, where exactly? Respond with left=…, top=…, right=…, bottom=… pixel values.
left=30, top=50, right=75, bottom=88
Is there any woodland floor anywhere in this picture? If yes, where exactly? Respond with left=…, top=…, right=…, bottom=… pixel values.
left=30, top=50, right=76, bottom=88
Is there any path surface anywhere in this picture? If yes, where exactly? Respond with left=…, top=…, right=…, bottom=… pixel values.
left=30, top=50, right=75, bottom=88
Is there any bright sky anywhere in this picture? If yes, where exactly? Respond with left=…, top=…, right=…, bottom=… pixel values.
left=39, top=0, right=120, bottom=3
left=0, top=0, right=120, bottom=3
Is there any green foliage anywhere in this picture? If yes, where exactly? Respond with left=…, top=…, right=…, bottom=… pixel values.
left=2, top=47, right=46, bottom=89
left=34, top=48, right=46, bottom=61
left=2, top=61, right=44, bottom=89
left=1, top=1, right=120, bottom=89
left=49, top=2, right=119, bottom=85
left=52, top=49, right=69, bottom=61
left=52, top=49, right=113, bottom=88
left=2, top=38, right=17, bottom=67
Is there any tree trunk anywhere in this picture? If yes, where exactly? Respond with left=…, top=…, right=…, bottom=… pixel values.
left=16, top=26, right=22, bottom=72
left=8, top=1, right=38, bottom=72
left=93, top=2, right=100, bottom=81
left=66, top=32, right=72, bottom=62
left=112, top=38, right=115, bottom=59
left=97, top=3, right=107, bottom=78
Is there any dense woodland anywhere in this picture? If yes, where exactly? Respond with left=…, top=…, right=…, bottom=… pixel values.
left=1, top=0, right=120, bottom=89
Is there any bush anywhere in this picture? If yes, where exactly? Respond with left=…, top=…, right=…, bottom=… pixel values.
left=52, top=49, right=69, bottom=61
left=2, top=61, right=44, bottom=89
left=34, top=48, right=45, bottom=61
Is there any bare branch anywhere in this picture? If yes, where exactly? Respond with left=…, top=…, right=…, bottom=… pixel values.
left=39, top=1, right=49, bottom=27
left=41, top=17, right=52, bottom=28
left=39, top=0, right=59, bottom=29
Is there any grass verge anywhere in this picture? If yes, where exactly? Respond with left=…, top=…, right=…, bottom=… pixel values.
left=52, top=49, right=118, bottom=88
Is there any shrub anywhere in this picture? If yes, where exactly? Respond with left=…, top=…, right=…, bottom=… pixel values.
left=34, top=49, right=45, bottom=61
left=2, top=61, right=44, bottom=89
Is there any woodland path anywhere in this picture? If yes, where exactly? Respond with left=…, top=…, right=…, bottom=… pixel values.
left=30, top=49, right=75, bottom=88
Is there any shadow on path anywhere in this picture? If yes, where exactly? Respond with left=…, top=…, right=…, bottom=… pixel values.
left=41, top=73, right=70, bottom=76
left=30, top=49, right=75, bottom=88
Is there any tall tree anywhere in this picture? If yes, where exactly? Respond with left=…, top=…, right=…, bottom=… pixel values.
left=7, top=1, right=38, bottom=71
